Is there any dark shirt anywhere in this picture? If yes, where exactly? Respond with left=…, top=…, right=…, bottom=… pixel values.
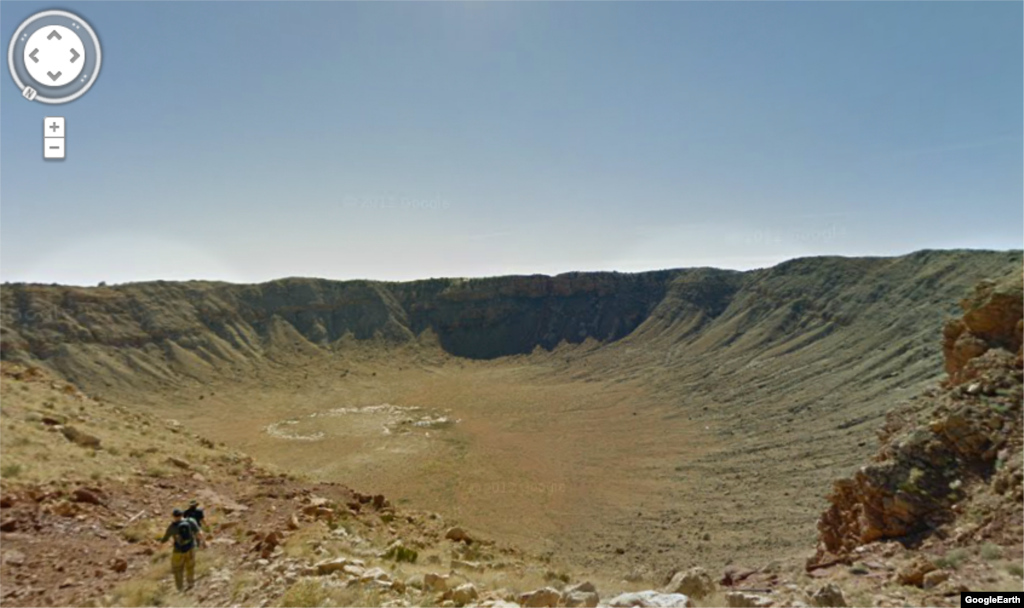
left=161, top=519, right=200, bottom=553
left=183, top=506, right=205, bottom=528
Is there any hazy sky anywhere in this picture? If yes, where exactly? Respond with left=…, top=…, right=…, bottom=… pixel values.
left=2, top=2, right=1021, bottom=285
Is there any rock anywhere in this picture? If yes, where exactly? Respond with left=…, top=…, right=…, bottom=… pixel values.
left=720, top=566, right=757, bottom=587
left=61, top=426, right=101, bottom=449
left=445, top=526, right=474, bottom=544
left=110, top=558, right=128, bottom=573
left=256, top=530, right=283, bottom=559
left=287, top=513, right=300, bottom=530
left=451, top=558, right=482, bottom=571
left=566, top=582, right=596, bottom=594
left=563, top=591, right=600, bottom=607
left=607, top=591, right=694, bottom=608
left=3, top=550, right=26, bottom=567
left=725, top=592, right=773, bottom=608
left=811, top=583, right=846, bottom=607
left=451, top=583, right=479, bottom=606
left=51, top=500, right=79, bottom=517
left=166, top=457, right=190, bottom=469
left=922, top=570, right=950, bottom=589
left=313, top=557, right=350, bottom=575
left=424, top=572, right=450, bottom=592
left=897, top=557, right=937, bottom=587
left=519, top=587, right=561, bottom=607
left=664, top=567, right=715, bottom=599
left=302, top=503, right=335, bottom=521
left=71, top=487, right=105, bottom=506
left=362, top=567, right=391, bottom=582
left=0, top=495, right=13, bottom=509
left=0, top=519, right=17, bottom=532
left=342, top=564, right=364, bottom=578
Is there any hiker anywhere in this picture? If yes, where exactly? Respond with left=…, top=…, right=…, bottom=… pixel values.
left=159, top=508, right=204, bottom=592
left=183, top=499, right=206, bottom=530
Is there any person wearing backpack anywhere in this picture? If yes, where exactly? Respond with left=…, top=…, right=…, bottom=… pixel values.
left=159, top=508, right=204, bottom=591
left=183, top=499, right=205, bottom=531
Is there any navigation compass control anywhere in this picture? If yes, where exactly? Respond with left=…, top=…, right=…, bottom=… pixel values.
left=7, top=10, right=101, bottom=104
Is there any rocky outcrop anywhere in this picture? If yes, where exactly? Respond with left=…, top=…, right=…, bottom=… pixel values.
left=813, top=274, right=1023, bottom=565
left=943, top=275, right=1024, bottom=384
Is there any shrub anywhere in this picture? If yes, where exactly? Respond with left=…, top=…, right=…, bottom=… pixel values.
left=110, top=579, right=165, bottom=607
left=934, top=548, right=969, bottom=570
left=980, top=543, right=1003, bottom=561
left=1, top=463, right=23, bottom=478
left=383, top=543, right=418, bottom=563
left=280, top=579, right=328, bottom=608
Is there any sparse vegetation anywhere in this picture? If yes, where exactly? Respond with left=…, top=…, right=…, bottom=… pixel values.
left=980, top=542, right=1003, bottom=561
left=109, top=579, right=166, bottom=607
left=934, top=548, right=970, bottom=570
left=280, top=579, right=329, bottom=607
left=383, top=543, right=419, bottom=563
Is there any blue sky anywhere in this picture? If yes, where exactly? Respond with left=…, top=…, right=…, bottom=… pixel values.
left=2, top=1, right=1021, bottom=285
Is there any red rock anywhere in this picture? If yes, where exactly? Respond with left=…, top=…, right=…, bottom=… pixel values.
left=72, top=488, right=105, bottom=506
left=721, top=566, right=757, bottom=586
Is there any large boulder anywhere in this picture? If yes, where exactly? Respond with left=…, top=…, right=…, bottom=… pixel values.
left=451, top=583, right=479, bottom=607
left=519, top=587, right=561, bottom=607
left=424, top=572, right=449, bottom=592
left=607, top=591, right=693, bottom=608
left=663, top=567, right=714, bottom=599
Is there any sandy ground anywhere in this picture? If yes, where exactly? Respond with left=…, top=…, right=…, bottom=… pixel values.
left=138, top=349, right=818, bottom=582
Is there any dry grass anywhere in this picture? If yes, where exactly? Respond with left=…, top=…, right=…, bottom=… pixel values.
left=281, top=521, right=332, bottom=561
left=122, top=518, right=165, bottom=544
